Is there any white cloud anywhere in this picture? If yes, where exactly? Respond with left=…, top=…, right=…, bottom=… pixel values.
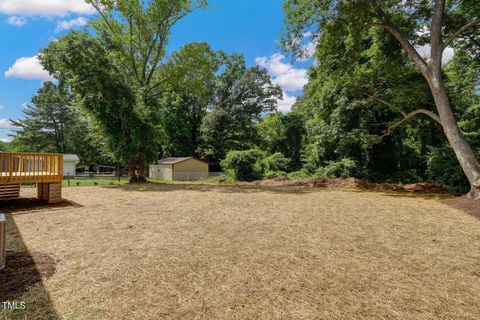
left=6, top=16, right=27, bottom=27
left=272, top=68, right=308, bottom=92
left=415, top=45, right=455, bottom=64
left=0, top=119, right=15, bottom=130
left=0, top=0, right=94, bottom=17
left=5, top=55, right=55, bottom=81
left=0, top=105, right=4, bottom=110
left=297, top=41, right=316, bottom=62
left=256, top=53, right=292, bottom=77
left=256, top=53, right=308, bottom=92
left=55, top=16, right=88, bottom=32
left=277, top=92, right=297, bottom=114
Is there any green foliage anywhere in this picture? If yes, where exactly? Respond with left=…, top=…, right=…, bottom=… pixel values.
left=315, top=158, right=358, bottom=179
left=206, top=175, right=236, bottom=184
left=160, top=43, right=220, bottom=157
left=9, top=82, right=112, bottom=165
left=0, top=141, right=10, bottom=152
left=257, top=113, right=286, bottom=154
left=199, top=54, right=282, bottom=168
left=263, top=171, right=287, bottom=179
left=221, top=149, right=266, bottom=181
left=257, top=112, right=305, bottom=170
left=281, top=0, right=480, bottom=193
left=427, top=146, right=471, bottom=193
left=261, top=153, right=291, bottom=172
left=287, top=170, right=311, bottom=179
left=41, top=0, right=206, bottom=179
left=10, top=82, right=76, bottom=153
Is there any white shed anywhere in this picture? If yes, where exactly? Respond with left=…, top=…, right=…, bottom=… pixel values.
left=63, top=154, right=80, bottom=177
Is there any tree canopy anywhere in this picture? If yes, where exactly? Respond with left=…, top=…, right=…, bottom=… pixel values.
left=282, top=0, right=480, bottom=198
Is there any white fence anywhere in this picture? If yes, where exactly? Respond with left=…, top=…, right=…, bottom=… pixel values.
left=172, top=172, right=225, bottom=181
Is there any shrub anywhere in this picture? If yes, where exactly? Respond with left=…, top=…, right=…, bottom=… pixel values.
left=316, top=158, right=358, bottom=179
left=263, top=170, right=287, bottom=179
left=261, top=153, right=291, bottom=172
left=208, top=175, right=236, bottom=184
left=427, top=146, right=469, bottom=193
left=221, top=149, right=266, bottom=181
left=287, top=169, right=311, bottom=179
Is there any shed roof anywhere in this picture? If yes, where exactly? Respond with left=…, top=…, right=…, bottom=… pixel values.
left=63, top=154, right=80, bottom=162
left=157, top=157, right=207, bottom=165
left=158, top=157, right=194, bottom=165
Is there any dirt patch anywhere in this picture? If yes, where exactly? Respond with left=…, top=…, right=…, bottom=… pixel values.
left=252, top=177, right=451, bottom=194
left=440, top=197, right=480, bottom=220
left=403, top=182, right=451, bottom=194
left=0, top=251, right=56, bottom=301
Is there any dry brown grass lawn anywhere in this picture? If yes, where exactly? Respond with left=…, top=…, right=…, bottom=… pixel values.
left=2, top=184, right=480, bottom=319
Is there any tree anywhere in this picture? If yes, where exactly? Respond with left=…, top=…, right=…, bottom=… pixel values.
left=257, top=112, right=305, bottom=170
left=41, top=0, right=207, bottom=182
left=282, top=0, right=480, bottom=198
left=9, top=81, right=113, bottom=165
left=159, top=43, right=219, bottom=157
left=11, top=82, right=76, bottom=153
left=198, top=54, right=282, bottom=168
left=0, top=141, right=10, bottom=152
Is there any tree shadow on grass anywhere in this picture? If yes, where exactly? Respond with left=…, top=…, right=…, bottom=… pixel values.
left=0, top=212, right=59, bottom=319
left=439, top=197, right=480, bottom=220
left=1, top=198, right=83, bottom=215
left=102, top=182, right=458, bottom=200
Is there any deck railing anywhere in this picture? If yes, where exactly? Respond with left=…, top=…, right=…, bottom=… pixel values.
left=0, top=152, right=63, bottom=184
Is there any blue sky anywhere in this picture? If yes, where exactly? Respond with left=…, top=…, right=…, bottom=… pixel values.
left=0, top=0, right=314, bottom=142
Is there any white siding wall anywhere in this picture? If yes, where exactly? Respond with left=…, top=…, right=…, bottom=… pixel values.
left=149, top=164, right=173, bottom=180
left=63, top=161, right=77, bottom=177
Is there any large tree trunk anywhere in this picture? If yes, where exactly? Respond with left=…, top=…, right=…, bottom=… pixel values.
left=372, top=0, right=480, bottom=199
left=129, top=150, right=147, bottom=184
left=136, top=153, right=147, bottom=183
left=428, top=69, right=480, bottom=199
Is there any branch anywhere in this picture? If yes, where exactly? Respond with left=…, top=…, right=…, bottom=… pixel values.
left=430, top=0, right=445, bottom=65
left=370, top=1, right=429, bottom=76
left=128, top=15, right=140, bottom=81
left=90, top=2, right=134, bottom=76
left=443, top=19, right=480, bottom=50
left=379, top=109, right=442, bottom=142
left=90, top=2, right=117, bottom=35
left=365, top=92, right=442, bottom=124
left=467, top=35, right=480, bottom=48
left=145, top=12, right=189, bottom=86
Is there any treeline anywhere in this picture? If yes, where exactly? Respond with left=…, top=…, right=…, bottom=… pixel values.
left=5, top=0, right=480, bottom=195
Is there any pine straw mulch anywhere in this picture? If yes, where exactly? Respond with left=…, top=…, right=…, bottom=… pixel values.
left=2, top=185, right=480, bottom=319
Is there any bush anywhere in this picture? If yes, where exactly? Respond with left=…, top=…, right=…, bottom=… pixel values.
left=263, top=170, right=287, bottom=179
left=221, top=149, right=266, bottom=181
left=261, top=153, right=291, bottom=172
left=208, top=175, right=236, bottom=184
left=316, top=158, right=358, bottom=179
left=287, top=169, right=311, bottom=179
left=427, top=146, right=469, bottom=193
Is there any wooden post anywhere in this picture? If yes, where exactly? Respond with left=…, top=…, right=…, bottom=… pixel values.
left=0, top=213, right=5, bottom=270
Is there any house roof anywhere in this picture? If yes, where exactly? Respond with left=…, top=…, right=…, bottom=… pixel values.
left=157, top=157, right=205, bottom=165
left=63, top=154, right=80, bottom=162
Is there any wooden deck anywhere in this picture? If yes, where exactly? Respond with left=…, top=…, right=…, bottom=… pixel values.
left=0, top=152, right=63, bottom=202
left=0, top=152, right=63, bottom=184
